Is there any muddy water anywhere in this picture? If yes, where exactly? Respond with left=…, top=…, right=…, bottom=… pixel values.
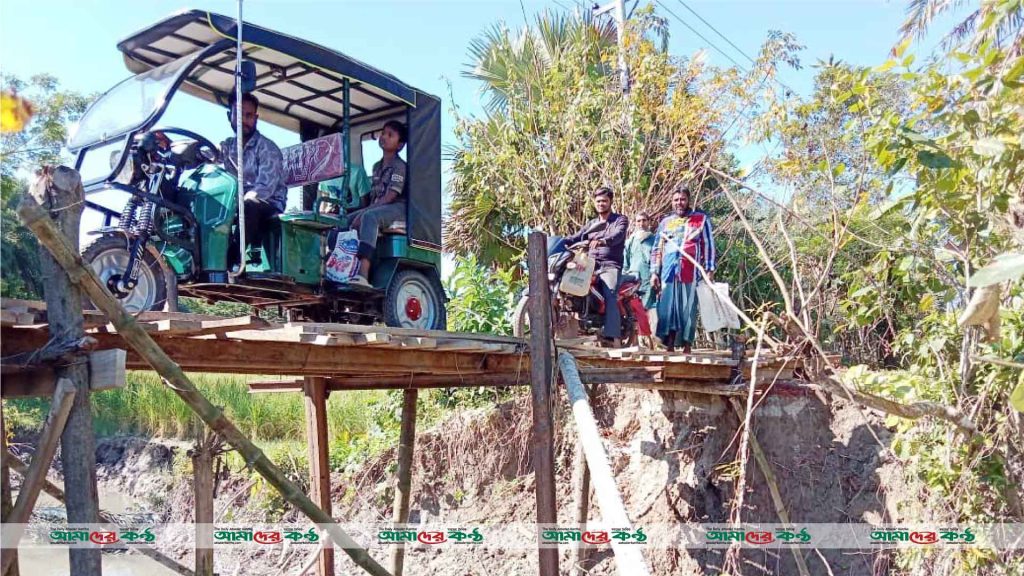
left=13, top=485, right=181, bottom=576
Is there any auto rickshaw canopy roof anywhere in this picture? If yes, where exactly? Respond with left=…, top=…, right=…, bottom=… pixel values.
left=117, top=9, right=431, bottom=132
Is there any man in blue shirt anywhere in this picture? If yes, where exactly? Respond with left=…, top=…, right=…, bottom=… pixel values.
left=220, top=92, right=287, bottom=260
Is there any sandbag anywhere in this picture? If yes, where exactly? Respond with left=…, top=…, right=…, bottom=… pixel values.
left=325, top=229, right=360, bottom=283
left=697, top=281, right=740, bottom=333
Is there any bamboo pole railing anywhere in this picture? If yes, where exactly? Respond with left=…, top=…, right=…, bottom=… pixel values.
left=557, top=351, right=651, bottom=576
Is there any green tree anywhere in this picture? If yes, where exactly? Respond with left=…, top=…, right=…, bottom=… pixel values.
left=447, top=6, right=802, bottom=270
left=1, top=74, right=92, bottom=299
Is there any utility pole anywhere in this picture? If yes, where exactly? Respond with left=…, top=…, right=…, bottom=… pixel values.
left=593, top=0, right=629, bottom=93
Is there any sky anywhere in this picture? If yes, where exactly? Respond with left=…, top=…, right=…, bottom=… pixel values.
left=0, top=0, right=962, bottom=263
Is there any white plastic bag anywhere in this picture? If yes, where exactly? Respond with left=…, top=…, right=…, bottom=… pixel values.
left=325, top=230, right=360, bottom=283
left=697, top=281, right=740, bottom=332
left=559, top=251, right=596, bottom=297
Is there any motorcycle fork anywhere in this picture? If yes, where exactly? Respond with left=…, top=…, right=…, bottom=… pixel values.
left=120, top=175, right=161, bottom=290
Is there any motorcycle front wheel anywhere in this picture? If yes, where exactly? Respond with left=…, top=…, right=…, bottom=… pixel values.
left=82, top=234, right=168, bottom=313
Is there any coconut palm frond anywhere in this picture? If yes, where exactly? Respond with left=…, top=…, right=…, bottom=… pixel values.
left=898, top=0, right=961, bottom=42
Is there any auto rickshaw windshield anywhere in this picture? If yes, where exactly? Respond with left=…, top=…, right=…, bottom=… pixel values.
left=69, top=53, right=197, bottom=151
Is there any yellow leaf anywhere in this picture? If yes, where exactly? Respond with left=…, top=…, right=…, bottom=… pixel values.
left=893, top=37, right=912, bottom=59
left=0, top=91, right=34, bottom=133
left=1011, top=372, right=1024, bottom=414
left=918, top=293, right=935, bottom=312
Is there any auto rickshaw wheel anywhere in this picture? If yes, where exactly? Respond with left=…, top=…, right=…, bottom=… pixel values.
left=384, top=269, right=446, bottom=330
left=82, top=234, right=167, bottom=313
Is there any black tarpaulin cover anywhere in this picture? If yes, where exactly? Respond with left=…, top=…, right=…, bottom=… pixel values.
left=406, top=92, right=441, bottom=252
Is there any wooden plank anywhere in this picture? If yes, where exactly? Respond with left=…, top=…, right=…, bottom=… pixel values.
left=88, top=349, right=127, bottom=391
left=0, top=298, right=46, bottom=312
left=209, top=326, right=307, bottom=342
left=1, top=326, right=800, bottom=382
left=395, top=336, right=437, bottom=349
left=617, top=380, right=752, bottom=395
left=0, top=310, right=34, bottom=327
left=2, top=379, right=76, bottom=576
left=249, top=380, right=305, bottom=393
left=192, top=439, right=215, bottom=576
left=432, top=339, right=489, bottom=352
left=290, top=321, right=524, bottom=345
left=0, top=367, right=57, bottom=398
left=303, top=377, right=334, bottom=576
left=527, top=231, right=559, bottom=576
left=152, top=319, right=204, bottom=333
left=390, top=389, right=418, bottom=576
left=192, top=315, right=270, bottom=337
left=300, top=333, right=356, bottom=346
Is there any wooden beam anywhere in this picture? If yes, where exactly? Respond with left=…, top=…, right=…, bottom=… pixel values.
left=2, top=379, right=76, bottom=576
left=303, top=377, right=334, bottom=576
left=0, top=350, right=126, bottom=398
left=27, top=168, right=102, bottom=576
left=2, top=327, right=796, bottom=383
left=1, top=403, right=18, bottom=576
left=192, top=438, right=215, bottom=576
left=390, top=389, right=417, bottom=576
left=526, top=232, right=559, bottom=576
left=19, top=183, right=390, bottom=576
left=558, top=352, right=651, bottom=576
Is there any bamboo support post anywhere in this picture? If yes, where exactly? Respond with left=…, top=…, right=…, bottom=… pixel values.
left=729, top=397, right=811, bottom=576
left=1, top=404, right=18, bottom=576
left=303, top=377, right=334, bottom=576
left=28, top=167, right=102, bottom=575
left=1, top=379, right=76, bottom=575
left=527, top=232, right=559, bottom=576
left=390, top=389, right=418, bottom=576
left=558, top=351, right=651, bottom=576
left=19, top=188, right=391, bottom=576
left=2, top=449, right=194, bottom=575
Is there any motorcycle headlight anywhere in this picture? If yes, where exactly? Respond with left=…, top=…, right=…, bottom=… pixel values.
left=567, top=262, right=577, bottom=270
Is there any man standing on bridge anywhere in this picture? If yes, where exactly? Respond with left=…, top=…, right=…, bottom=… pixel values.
left=651, top=187, right=717, bottom=353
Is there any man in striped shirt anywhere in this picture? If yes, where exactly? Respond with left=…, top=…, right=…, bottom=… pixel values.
left=651, top=187, right=717, bottom=353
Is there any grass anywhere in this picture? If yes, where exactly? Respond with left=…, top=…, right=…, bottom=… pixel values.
left=6, top=366, right=391, bottom=444
left=3, top=370, right=515, bottom=477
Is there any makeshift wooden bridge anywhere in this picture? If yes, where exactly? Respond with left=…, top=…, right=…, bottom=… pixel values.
left=1, top=298, right=799, bottom=396
left=1, top=172, right=811, bottom=576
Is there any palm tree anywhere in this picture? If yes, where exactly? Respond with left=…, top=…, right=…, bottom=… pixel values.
left=463, top=10, right=618, bottom=113
left=897, top=0, right=1023, bottom=55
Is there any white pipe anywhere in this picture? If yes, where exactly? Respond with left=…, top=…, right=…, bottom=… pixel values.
left=557, top=351, right=651, bottom=576
left=230, top=0, right=246, bottom=278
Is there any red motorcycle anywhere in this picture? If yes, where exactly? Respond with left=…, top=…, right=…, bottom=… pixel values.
left=512, top=233, right=650, bottom=346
